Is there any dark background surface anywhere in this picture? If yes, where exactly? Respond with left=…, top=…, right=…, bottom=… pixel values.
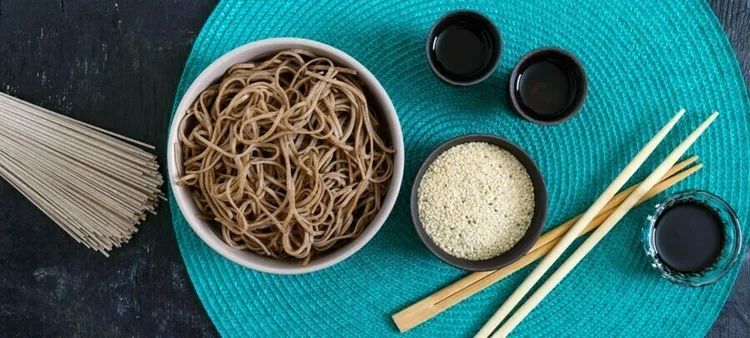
left=0, top=1, right=748, bottom=337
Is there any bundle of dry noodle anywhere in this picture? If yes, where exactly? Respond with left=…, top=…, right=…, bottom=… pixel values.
left=0, top=92, right=163, bottom=256
left=178, top=49, right=394, bottom=264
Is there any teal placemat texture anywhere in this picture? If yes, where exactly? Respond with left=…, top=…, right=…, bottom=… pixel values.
left=168, top=0, right=750, bottom=337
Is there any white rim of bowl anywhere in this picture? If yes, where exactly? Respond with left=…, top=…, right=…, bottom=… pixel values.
left=166, top=38, right=404, bottom=275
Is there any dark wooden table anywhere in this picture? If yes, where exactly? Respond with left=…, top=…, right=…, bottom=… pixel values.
left=0, top=1, right=748, bottom=336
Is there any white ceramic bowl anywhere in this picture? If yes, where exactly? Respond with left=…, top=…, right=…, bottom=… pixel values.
left=167, top=38, right=404, bottom=275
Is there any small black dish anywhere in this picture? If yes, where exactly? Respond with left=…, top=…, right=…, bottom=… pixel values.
left=426, top=10, right=502, bottom=86
left=410, top=134, right=548, bottom=271
left=509, top=47, right=587, bottom=125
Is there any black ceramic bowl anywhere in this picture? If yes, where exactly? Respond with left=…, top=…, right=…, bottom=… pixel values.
left=509, top=47, right=587, bottom=125
left=426, top=10, right=502, bottom=86
left=410, top=134, right=548, bottom=271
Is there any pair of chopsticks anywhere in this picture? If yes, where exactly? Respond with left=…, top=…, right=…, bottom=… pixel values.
left=474, top=110, right=718, bottom=337
left=391, top=155, right=702, bottom=332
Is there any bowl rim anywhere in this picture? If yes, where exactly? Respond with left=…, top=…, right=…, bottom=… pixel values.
left=410, top=134, right=547, bottom=271
left=166, top=38, right=404, bottom=275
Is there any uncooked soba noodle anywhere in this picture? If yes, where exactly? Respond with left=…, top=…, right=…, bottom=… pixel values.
left=0, top=92, right=163, bottom=257
left=178, top=49, right=394, bottom=264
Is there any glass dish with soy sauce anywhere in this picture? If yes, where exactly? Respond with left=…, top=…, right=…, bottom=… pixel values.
left=643, top=190, right=742, bottom=286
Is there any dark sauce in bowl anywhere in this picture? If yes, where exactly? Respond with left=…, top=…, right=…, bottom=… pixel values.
left=654, top=202, right=724, bottom=274
left=515, top=60, right=578, bottom=118
left=430, top=21, right=495, bottom=81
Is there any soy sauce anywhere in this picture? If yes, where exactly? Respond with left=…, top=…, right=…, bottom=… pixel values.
left=515, top=60, right=578, bottom=119
left=429, top=19, right=497, bottom=83
left=654, top=202, right=724, bottom=274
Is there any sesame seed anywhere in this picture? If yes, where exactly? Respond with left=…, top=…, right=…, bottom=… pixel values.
left=417, top=142, right=535, bottom=261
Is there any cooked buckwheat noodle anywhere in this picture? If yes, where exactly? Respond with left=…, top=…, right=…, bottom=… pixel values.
left=0, top=92, right=163, bottom=256
left=178, top=49, right=394, bottom=264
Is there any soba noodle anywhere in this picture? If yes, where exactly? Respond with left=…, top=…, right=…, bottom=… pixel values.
left=178, top=49, right=394, bottom=264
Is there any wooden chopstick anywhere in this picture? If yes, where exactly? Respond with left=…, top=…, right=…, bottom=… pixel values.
left=392, top=158, right=701, bottom=332
left=475, top=110, right=686, bottom=338
left=489, top=112, right=718, bottom=337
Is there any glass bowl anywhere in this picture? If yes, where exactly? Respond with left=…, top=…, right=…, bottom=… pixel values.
left=643, top=190, right=742, bottom=286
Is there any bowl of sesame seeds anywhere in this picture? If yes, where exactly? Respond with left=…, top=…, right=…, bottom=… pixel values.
left=411, top=134, right=547, bottom=271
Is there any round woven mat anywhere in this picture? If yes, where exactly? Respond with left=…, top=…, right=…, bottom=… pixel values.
left=168, top=0, right=750, bottom=336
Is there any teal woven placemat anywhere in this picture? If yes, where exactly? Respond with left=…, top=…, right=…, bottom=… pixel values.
left=168, top=1, right=750, bottom=337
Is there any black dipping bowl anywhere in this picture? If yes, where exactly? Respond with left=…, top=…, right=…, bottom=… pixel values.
left=410, top=134, right=548, bottom=271
left=426, top=10, right=502, bottom=86
left=509, top=47, right=587, bottom=125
